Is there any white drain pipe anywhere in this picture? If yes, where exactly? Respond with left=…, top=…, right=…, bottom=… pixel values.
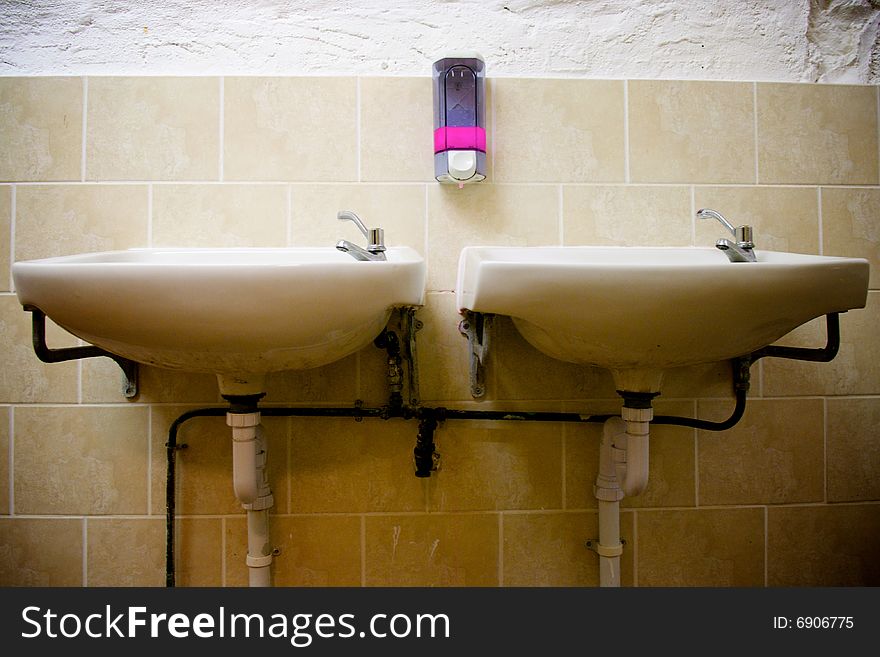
left=593, top=405, right=653, bottom=587
left=227, top=411, right=275, bottom=587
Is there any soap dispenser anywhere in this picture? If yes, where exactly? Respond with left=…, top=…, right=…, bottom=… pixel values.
left=432, top=52, right=486, bottom=187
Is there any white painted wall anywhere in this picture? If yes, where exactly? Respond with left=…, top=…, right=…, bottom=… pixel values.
left=1, top=0, right=878, bottom=82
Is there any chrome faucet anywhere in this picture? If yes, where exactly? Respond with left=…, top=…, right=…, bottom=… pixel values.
left=697, top=208, right=756, bottom=263
left=335, top=210, right=387, bottom=261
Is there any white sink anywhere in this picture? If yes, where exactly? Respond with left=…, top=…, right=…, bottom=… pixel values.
left=457, top=246, right=869, bottom=392
left=14, top=247, right=426, bottom=395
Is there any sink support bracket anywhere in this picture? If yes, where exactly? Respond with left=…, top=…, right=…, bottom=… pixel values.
left=458, top=311, right=493, bottom=399
left=24, top=305, right=139, bottom=398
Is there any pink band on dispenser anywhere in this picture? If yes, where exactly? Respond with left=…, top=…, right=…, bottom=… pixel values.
left=434, top=127, right=486, bottom=153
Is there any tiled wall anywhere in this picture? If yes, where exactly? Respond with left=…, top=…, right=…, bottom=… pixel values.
left=1, top=76, right=878, bottom=586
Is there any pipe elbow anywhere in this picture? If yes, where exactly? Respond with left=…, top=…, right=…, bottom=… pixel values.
left=232, top=426, right=258, bottom=504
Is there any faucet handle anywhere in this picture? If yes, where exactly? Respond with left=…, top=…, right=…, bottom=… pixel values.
left=337, top=210, right=385, bottom=253
left=734, top=224, right=754, bottom=249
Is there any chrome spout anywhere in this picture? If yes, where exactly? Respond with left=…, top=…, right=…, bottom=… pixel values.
left=336, top=210, right=386, bottom=261
left=697, top=208, right=756, bottom=263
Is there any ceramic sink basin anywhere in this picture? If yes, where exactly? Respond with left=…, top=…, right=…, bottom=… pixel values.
left=13, top=247, right=426, bottom=395
left=456, top=246, right=869, bottom=392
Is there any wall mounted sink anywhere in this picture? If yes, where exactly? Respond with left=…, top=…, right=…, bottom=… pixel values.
left=13, top=247, right=426, bottom=395
left=457, top=246, right=869, bottom=392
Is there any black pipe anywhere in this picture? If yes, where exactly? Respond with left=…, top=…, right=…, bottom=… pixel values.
left=750, top=312, right=840, bottom=363
left=413, top=413, right=438, bottom=477
left=162, top=314, right=843, bottom=584
left=165, top=407, right=226, bottom=587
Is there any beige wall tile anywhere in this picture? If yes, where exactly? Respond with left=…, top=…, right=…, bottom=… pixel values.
left=427, top=184, right=558, bottom=291
left=361, top=77, right=435, bottom=182
left=262, top=356, right=357, bottom=405
left=15, top=184, right=148, bottom=261
left=695, top=186, right=820, bottom=254
left=697, top=399, right=824, bottom=505
left=827, top=398, right=880, bottom=502
left=82, top=359, right=220, bottom=404
left=427, top=421, right=562, bottom=512
left=152, top=184, right=287, bottom=247
left=0, top=296, right=78, bottom=403
left=87, top=77, right=219, bottom=181
left=289, top=417, right=425, bottom=514
left=763, top=292, right=879, bottom=396
left=0, top=517, right=83, bottom=586
left=503, top=511, right=634, bottom=586
left=0, top=77, right=82, bottom=181
left=290, top=183, right=425, bottom=253
left=768, top=505, right=880, bottom=585
left=822, top=187, right=880, bottom=288
left=493, top=79, right=625, bottom=182
left=660, top=360, right=737, bottom=398
left=226, top=515, right=361, bottom=587
left=87, top=518, right=164, bottom=586
left=0, top=186, right=10, bottom=291
left=416, top=292, right=472, bottom=402
left=493, top=315, right=617, bottom=401
left=757, top=83, right=878, bottom=184
left=638, top=508, right=764, bottom=586
left=175, top=518, right=222, bottom=587
left=562, top=185, right=692, bottom=246
left=565, top=401, right=697, bottom=510
left=0, top=407, right=7, bottom=514
left=629, top=80, right=755, bottom=183
left=365, top=513, right=498, bottom=586
left=224, top=77, right=357, bottom=181
left=15, top=406, right=149, bottom=514
left=151, top=409, right=287, bottom=516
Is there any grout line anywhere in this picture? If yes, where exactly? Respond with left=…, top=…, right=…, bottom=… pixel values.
left=286, top=418, right=292, bottom=515
left=693, top=400, right=700, bottom=507
left=81, top=77, right=88, bottom=182
left=9, top=185, right=15, bottom=290
left=877, top=85, right=879, bottom=186
left=8, top=407, right=14, bottom=515
left=822, top=397, right=828, bottom=504
left=356, top=77, right=362, bottom=182
left=286, top=185, right=293, bottom=246
left=689, top=185, right=696, bottom=245
left=82, top=518, right=89, bottom=586
left=423, top=184, right=430, bottom=273
left=757, top=359, right=765, bottom=398
left=218, top=77, right=225, bottom=182
left=146, top=407, right=153, bottom=516
left=623, top=80, right=630, bottom=183
left=557, top=184, right=564, bottom=245
left=631, top=510, right=638, bottom=587
left=147, top=184, right=153, bottom=247
left=360, top=515, right=366, bottom=587
left=490, top=78, right=496, bottom=179
left=76, top=360, right=83, bottom=404
left=220, top=517, right=227, bottom=587
left=763, top=506, right=768, bottom=587
left=817, top=186, right=823, bottom=255
left=753, top=81, right=759, bottom=183
left=560, top=425, right=566, bottom=509
left=497, top=513, right=504, bottom=587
